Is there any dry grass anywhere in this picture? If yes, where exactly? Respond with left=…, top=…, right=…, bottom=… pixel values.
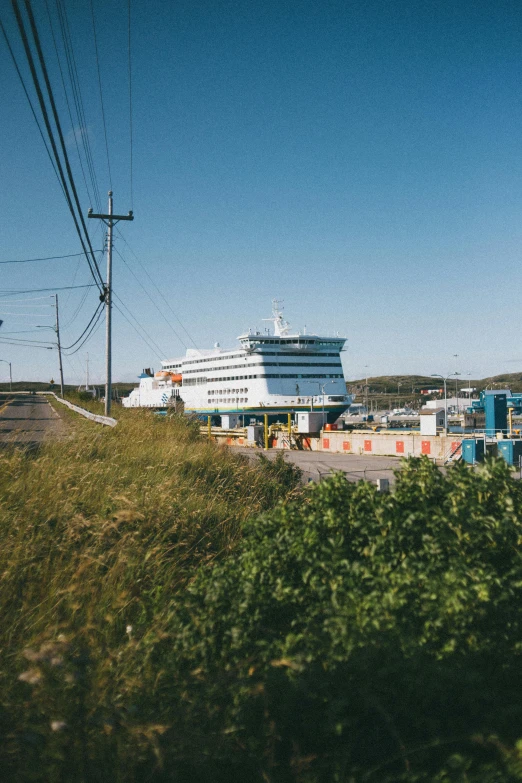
left=0, top=409, right=301, bottom=780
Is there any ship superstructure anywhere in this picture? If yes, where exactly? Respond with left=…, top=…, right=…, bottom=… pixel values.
left=122, top=302, right=351, bottom=423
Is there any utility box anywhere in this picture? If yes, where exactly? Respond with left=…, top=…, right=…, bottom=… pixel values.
left=462, top=439, right=485, bottom=464
left=497, top=440, right=522, bottom=466
left=419, top=407, right=446, bottom=436
left=483, top=390, right=508, bottom=436
left=246, top=425, right=264, bottom=446
left=221, top=414, right=239, bottom=429
left=297, top=412, right=324, bottom=434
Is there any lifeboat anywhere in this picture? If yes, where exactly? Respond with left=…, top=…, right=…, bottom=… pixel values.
left=154, top=370, right=182, bottom=384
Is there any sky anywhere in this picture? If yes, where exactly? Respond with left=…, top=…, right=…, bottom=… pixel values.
left=1, top=0, right=522, bottom=386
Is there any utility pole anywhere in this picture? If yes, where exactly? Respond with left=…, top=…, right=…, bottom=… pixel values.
left=55, top=294, right=64, bottom=398
left=88, top=191, right=133, bottom=416
left=85, top=352, right=90, bottom=391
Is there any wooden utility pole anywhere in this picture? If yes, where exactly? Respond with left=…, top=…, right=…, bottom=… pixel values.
left=54, top=294, right=64, bottom=398
left=88, top=191, right=133, bottom=415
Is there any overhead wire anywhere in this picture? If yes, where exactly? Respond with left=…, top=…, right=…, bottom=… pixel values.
left=115, top=228, right=198, bottom=348
left=0, top=339, right=53, bottom=349
left=89, top=0, right=112, bottom=189
left=55, top=0, right=101, bottom=211
left=0, top=17, right=65, bottom=200
left=0, top=284, right=98, bottom=297
left=114, top=246, right=188, bottom=349
left=60, top=284, right=93, bottom=329
left=112, top=293, right=165, bottom=359
left=61, top=300, right=104, bottom=350
left=0, top=335, right=54, bottom=344
left=0, top=295, right=54, bottom=302
left=43, top=0, right=93, bottom=208
left=63, top=304, right=104, bottom=355
left=60, top=239, right=102, bottom=326
left=23, top=0, right=104, bottom=288
left=10, top=0, right=104, bottom=293
left=0, top=250, right=102, bottom=264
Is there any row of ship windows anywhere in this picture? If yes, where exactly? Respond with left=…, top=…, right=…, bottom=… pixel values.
left=243, top=339, right=341, bottom=346
left=182, top=361, right=342, bottom=375
left=163, top=351, right=341, bottom=370
left=183, top=373, right=344, bottom=386
left=209, top=398, right=247, bottom=404
left=208, top=388, right=248, bottom=394
left=164, top=354, right=243, bottom=368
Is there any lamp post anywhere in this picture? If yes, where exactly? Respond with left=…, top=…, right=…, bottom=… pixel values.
left=37, top=300, right=64, bottom=398
left=317, top=380, right=335, bottom=426
left=0, top=359, right=12, bottom=391
left=431, top=373, right=459, bottom=435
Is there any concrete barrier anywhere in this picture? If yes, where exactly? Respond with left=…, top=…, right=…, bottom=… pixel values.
left=41, top=392, right=117, bottom=427
left=269, top=429, right=463, bottom=463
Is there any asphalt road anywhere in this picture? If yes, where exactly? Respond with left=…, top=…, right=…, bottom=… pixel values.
left=238, top=447, right=402, bottom=484
left=0, top=394, right=64, bottom=448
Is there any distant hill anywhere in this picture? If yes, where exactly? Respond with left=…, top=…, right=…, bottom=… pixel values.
left=0, top=381, right=135, bottom=394
left=348, top=373, right=522, bottom=393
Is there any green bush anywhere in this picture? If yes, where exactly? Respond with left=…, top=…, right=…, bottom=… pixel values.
left=132, top=458, right=522, bottom=781
left=4, top=455, right=522, bottom=781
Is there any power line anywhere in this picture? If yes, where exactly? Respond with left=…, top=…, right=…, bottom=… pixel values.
left=63, top=304, right=104, bottom=355
left=60, top=285, right=91, bottom=329
left=115, top=230, right=198, bottom=348
left=0, top=17, right=65, bottom=199
left=0, top=335, right=54, bottom=344
left=0, top=284, right=98, bottom=297
left=89, top=0, right=112, bottom=189
left=114, top=246, right=188, bottom=349
left=43, top=0, right=93, bottom=208
left=24, top=0, right=104, bottom=289
left=10, top=0, right=104, bottom=292
left=0, top=250, right=102, bottom=264
left=55, top=0, right=101, bottom=211
left=0, top=339, right=53, bottom=349
left=113, top=294, right=165, bottom=360
left=61, top=300, right=103, bottom=350
left=0, top=296, right=54, bottom=302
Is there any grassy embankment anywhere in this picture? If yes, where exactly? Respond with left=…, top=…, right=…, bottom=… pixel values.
left=0, top=407, right=301, bottom=780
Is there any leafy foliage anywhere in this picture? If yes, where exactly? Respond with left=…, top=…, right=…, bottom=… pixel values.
left=3, top=454, right=522, bottom=781
left=131, top=458, right=522, bottom=781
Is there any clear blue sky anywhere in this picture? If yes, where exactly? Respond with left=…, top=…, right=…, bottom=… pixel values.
left=1, top=0, right=521, bottom=385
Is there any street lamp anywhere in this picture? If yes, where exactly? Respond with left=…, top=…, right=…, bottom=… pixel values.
left=317, top=380, right=335, bottom=426
left=0, top=359, right=12, bottom=391
left=36, top=320, right=64, bottom=398
left=431, top=373, right=459, bottom=435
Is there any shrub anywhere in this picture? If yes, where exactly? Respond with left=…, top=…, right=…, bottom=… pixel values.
left=4, top=451, right=522, bottom=781
left=131, top=458, right=522, bottom=781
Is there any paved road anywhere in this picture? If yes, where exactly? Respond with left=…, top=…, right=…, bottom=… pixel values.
left=0, top=394, right=64, bottom=448
left=238, top=447, right=402, bottom=484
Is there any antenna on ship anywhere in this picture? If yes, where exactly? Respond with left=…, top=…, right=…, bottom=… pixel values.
left=263, top=298, right=290, bottom=337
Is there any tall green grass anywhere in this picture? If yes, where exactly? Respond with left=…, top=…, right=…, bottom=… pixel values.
left=0, top=410, right=301, bottom=781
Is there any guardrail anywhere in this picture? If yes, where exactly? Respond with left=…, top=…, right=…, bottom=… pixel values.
left=41, top=392, right=117, bottom=427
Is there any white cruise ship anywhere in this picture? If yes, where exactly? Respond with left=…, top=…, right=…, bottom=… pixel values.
left=122, top=302, right=351, bottom=423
